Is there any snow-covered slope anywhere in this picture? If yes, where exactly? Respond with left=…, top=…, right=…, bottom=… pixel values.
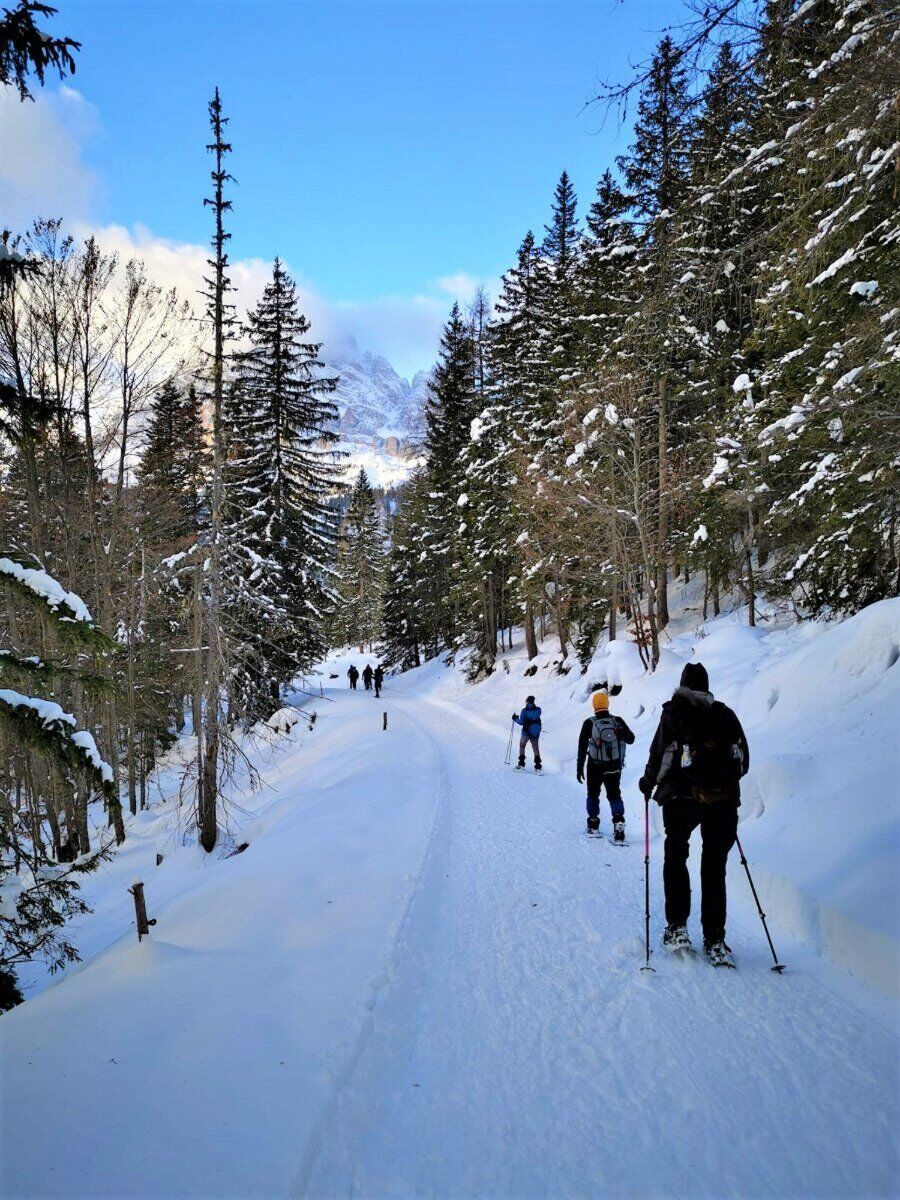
left=328, top=351, right=430, bottom=489
left=420, top=589, right=900, bottom=999
left=1, top=600, right=897, bottom=1199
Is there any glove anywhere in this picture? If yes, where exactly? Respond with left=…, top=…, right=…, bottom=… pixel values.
left=639, top=777, right=653, bottom=799
left=577, top=770, right=584, bottom=785
left=512, top=713, right=517, bottom=721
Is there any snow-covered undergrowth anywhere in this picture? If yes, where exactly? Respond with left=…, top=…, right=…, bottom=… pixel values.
left=423, top=586, right=900, bottom=999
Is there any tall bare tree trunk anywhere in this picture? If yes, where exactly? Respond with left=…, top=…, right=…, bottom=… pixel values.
left=656, top=373, right=670, bottom=630
left=199, top=88, right=233, bottom=853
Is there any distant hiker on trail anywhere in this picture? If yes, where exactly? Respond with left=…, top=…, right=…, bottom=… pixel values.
left=363, top=664, right=374, bottom=691
left=577, top=690, right=635, bottom=843
left=347, top=665, right=359, bottom=690
left=513, top=696, right=542, bottom=772
left=373, top=665, right=384, bottom=698
left=639, top=662, right=749, bottom=968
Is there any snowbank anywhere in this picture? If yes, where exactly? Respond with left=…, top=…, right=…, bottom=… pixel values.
left=408, top=593, right=900, bottom=998
left=0, top=688, right=442, bottom=1199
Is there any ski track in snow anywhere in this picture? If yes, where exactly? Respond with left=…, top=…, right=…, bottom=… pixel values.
left=300, top=694, right=898, bottom=1200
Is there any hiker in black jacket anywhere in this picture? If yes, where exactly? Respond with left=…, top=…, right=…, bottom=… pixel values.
left=639, top=662, right=749, bottom=966
left=347, top=665, right=359, bottom=690
left=577, top=691, right=635, bottom=842
left=362, top=664, right=374, bottom=691
left=373, top=665, right=384, bottom=698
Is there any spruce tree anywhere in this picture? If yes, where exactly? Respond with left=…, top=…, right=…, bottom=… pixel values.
left=225, top=257, right=341, bottom=720
left=334, top=468, right=384, bottom=652
left=418, top=304, right=477, bottom=653
left=618, top=34, right=695, bottom=631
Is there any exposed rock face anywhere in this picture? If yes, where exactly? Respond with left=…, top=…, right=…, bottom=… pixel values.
left=329, top=351, right=430, bottom=453
left=326, top=351, right=433, bottom=489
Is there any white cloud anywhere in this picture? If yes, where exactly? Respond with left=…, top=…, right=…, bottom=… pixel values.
left=1, top=86, right=496, bottom=378
left=0, top=84, right=100, bottom=227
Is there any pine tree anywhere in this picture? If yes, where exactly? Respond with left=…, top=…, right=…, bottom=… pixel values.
left=334, top=468, right=384, bottom=652
left=224, top=257, right=341, bottom=720
left=379, top=473, right=434, bottom=671
left=140, top=382, right=207, bottom=546
left=0, top=0, right=79, bottom=99
left=0, top=557, right=118, bottom=1009
left=135, top=381, right=208, bottom=770
left=418, top=303, right=477, bottom=653
left=745, top=0, right=898, bottom=614
left=676, top=41, right=763, bottom=614
left=618, top=34, right=695, bottom=632
left=197, top=86, right=236, bottom=851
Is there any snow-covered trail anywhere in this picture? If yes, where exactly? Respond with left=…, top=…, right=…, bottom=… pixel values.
left=302, top=692, right=898, bottom=1199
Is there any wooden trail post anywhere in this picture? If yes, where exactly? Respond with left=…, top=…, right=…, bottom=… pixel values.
left=383, top=712, right=388, bottom=731
left=128, top=882, right=157, bottom=942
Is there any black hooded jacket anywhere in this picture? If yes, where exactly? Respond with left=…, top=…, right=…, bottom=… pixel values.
left=640, top=687, right=749, bottom=804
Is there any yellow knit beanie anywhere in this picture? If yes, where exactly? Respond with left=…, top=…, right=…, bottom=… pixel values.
left=591, top=691, right=609, bottom=712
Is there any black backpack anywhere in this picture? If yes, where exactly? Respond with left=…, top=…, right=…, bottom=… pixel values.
left=680, top=701, right=743, bottom=801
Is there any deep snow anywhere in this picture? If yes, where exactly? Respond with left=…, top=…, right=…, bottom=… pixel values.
left=1, top=596, right=898, bottom=1199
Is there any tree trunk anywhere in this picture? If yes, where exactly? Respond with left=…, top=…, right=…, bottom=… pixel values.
left=524, top=599, right=538, bottom=661
left=656, top=373, right=670, bottom=631
left=609, top=581, right=618, bottom=642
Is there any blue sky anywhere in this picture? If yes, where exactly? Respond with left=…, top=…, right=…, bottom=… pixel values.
left=3, top=0, right=682, bottom=373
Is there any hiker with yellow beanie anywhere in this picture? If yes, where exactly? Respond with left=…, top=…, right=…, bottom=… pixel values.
left=576, top=690, right=635, bottom=842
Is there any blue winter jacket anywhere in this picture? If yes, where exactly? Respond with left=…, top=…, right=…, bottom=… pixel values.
left=514, top=704, right=542, bottom=738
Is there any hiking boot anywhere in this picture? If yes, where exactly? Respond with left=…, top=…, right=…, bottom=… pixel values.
left=663, top=924, right=692, bottom=952
left=534, top=760, right=542, bottom=772
left=613, top=820, right=626, bottom=844
left=587, top=816, right=600, bottom=834
left=516, top=758, right=526, bottom=770
left=705, top=940, right=735, bottom=968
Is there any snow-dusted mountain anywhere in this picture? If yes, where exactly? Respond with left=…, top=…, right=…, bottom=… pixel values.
left=327, top=351, right=430, bottom=490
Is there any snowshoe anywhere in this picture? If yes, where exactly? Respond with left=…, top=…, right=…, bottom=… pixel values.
left=586, top=817, right=601, bottom=838
left=534, top=762, right=543, bottom=773
left=662, top=925, right=694, bottom=955
left=610, top=820, right=627, bottom=846
left=515, top=761, right=526, bottom=771
left=705, top=941, right=736, bottom=969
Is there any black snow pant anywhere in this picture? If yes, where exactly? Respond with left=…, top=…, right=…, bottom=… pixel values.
left=374, top=683, right=381, bottom=698
left=349, top=678, right=357, bottom=690
left=585, top=764, right=624, bottom=821
left=662, top=798, right=738, bottom=946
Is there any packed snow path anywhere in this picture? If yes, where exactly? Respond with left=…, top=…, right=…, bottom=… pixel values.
left=301, top=690, right=897, bottom=1199
left=1, top=659, right=897, bottom=1199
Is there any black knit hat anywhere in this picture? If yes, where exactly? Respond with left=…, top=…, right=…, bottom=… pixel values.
left=525, top=694, right=535, bottom=704
left=680, top=662, right=709, bottom=692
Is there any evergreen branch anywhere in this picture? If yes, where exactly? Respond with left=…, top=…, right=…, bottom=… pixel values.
left=0, top=690, right=116, bottom=796
left=0, top=0, right=80, bottom=100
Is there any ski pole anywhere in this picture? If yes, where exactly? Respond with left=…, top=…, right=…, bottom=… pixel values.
left=735, top=833, right=785, bottom=973
left=641, top=794, right=654, bottom=972
left=504, top=719, right=515, bottom=767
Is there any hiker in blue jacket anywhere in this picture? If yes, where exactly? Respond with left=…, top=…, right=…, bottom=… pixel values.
left=513, top=696, right=543, bottom=772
